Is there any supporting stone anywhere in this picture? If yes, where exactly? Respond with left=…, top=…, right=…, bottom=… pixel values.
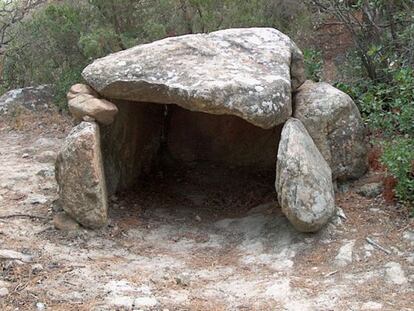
left=55, top=121, right=108, bottom=228
left=68, top=94, right=118, bottom=125
left=67, top=83, right=98, bottom=100
left=276, top=118, right=335, bottom=232
left=294, top=80, right=368, bottom=181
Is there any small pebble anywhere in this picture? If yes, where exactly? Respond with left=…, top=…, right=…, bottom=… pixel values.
left=22, top=153, right=30, bottom=159
left=0, top=287, right=9, bottom=297
left=53, top=213, right=80, bottom=231
left=36, top=302, right=46, bottom=310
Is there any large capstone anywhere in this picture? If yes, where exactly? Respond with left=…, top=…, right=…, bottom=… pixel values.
left=82, top=27, right=305, bottom=129
left=294, top=81, right=368, bottom=181
left=55, top=122, right=108, bottom=228
left=276, top=118, right=335, bottom=232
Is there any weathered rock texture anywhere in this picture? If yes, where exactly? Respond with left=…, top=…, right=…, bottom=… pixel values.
left=67, top=83, right=98, bottom=100
left=0, top=85, right=54, bottom=115
left=55, top=122, right=108, bottom=228
left=82, top=27, right=305, bottom=129
left=68, top=94, right=118, bottom=125
left=67, top=84, right=118, bottom=125
left=294, top=81, right=368, bottom=181
left=56, top=27, right=368, bottom=233
left=276, top=118, right=335, bottom=232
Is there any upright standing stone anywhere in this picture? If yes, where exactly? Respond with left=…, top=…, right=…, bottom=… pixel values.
left=294, top=81, right=368, bottom=181
left=55, top=122, right=108, bottom=228
left=276, top=118, right=335, bottom=232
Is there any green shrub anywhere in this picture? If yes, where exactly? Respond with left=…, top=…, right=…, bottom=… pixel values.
left=78, top=27, right=121, bottom=60
left=336, top=66, right=413, bottom=210
left=303, top=48, right=323, bottom=82
left=381, top=138, right=414, bottom=211
left=2, top=3, right=88, bottom=90
left=53, top=67, right=84, bottom=111
left=337, top=67, right=414, bottom=137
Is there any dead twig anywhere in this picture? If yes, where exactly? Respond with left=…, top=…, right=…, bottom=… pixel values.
left=365, top=237, right=392, bottom=255
left=0, top=214, right=48, bottom=220
left=325, top=270, right=339, bottom=277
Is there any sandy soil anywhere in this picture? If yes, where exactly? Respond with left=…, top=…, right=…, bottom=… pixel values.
left=0, top=113, right=413, bottom=311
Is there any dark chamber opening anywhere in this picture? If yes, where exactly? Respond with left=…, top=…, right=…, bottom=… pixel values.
left=101, top=101, right=283, bottom=219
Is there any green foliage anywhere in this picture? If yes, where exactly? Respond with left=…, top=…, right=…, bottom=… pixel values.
left=2, top=3, right=88, bottom=88
left=336, top=66, right=414, bottom=210
left=78, top=27, right=120, bottom=60
left=336, top=67, right=414, bottom=137
left=311, top=0, right=414, bottom=81
left=381, top=138, right=414, bottom=210
left=53, top=67, right=84, bottom=111
left=303, top=48, right=323, bottom=82
left=0, top=0, right=313, bottom=109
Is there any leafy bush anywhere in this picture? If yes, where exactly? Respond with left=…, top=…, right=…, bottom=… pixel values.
left=0, top=0, right=313, bottom=109
left=2, top=3, right=88, bottom=89
left=303, top=48, right=323, bottom=82
left=53, top=67, right=84, bottom=111
left=381, top=138, right=414, bottom=210
left=336, top=66, right=414, bottom=210
left=337, top=67, right=414, bottom=137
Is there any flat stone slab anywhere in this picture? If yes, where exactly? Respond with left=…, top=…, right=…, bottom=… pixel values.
left=82, top=27, right=305, bottom=129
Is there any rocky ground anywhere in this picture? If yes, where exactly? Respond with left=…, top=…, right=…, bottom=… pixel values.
left=0, top=111, right=413, bottom=311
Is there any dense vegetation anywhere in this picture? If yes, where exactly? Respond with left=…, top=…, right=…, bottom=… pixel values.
left=0, top=0, right=413, bottom=209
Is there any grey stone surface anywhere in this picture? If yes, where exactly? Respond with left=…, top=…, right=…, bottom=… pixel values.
left=0, top=249, right=33, bottom=263
left=334, top=240, right=355, bottom=267
left=68, top=94, right=118, bottom=125
left=294, top=81, right=368, bottom=181
left=276, top=118, right=336, bottom=232
left=82, top=27, right=305, bottom=129
left=0, top=85, right=54, bottom=115
left=384, top=262, right=407, bottom=285
left=55, top=122, right=108, bottom=228
left=356, top=182, right=383, bottom=198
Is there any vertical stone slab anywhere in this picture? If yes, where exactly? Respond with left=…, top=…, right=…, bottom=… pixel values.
left=55, top=122, right=108, bottom=228
left=100, top=101, right=164, bottom=195
left=276, top=118, right=335, bottom=232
